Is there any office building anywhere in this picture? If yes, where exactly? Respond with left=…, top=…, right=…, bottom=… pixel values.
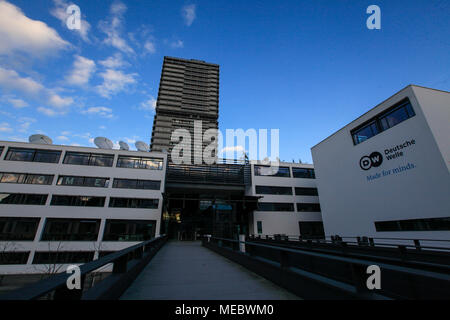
left=0, top=141, right=167, bottom=274
left=311, top=85, right=450, bottom=242
left=150, top=56, right=220, bottom=162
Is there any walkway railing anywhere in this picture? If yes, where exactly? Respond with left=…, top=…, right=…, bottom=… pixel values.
left=203, top=236, right=450, bottom=299
left=0, top=235, right=168, bottom=300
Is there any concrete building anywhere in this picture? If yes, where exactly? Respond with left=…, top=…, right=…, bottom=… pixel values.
left=246, top=161, right=323, bottom=238
left=150, top=56, right=220, bottom=162
left=311, top=85, right=450, bottom=242
left=0, top=141, right=167, bottom=274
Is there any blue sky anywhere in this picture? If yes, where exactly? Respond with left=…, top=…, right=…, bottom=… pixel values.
left=0, top=0, right=449, bottom=163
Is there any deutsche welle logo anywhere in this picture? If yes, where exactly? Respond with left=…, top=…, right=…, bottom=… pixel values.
left=360, top=152, right=383, bottom=171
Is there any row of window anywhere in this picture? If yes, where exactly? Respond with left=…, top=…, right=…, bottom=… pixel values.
left=0, top=193, right=159, bottom=209
left=255, top=186, right=318, bottom=196
left=351, top=99, right=415, bottom=145
left=0, top=172, right=161, bottom=190
left=0, top=217, right=157, bottom=244
left=256, top=202, right=321, bottom=212
left=374, top=217, right=450, bottom=232
left=256, top=221, right=325, bottom=239
left=254, top=166, right=315, bottom=179
left=1, top=148, right=164, bottom=170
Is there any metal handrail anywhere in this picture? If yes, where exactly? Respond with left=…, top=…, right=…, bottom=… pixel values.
left=0, top=235, right=167, bottom=300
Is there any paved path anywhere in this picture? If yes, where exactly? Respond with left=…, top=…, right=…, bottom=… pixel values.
left=120, top=241, right=300, bottom=300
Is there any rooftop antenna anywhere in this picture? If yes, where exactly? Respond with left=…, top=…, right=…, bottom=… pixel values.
left=119, top=141, right=130, bottom=151
left=135, top=141, right=150, bottom=152
left=94, top=137, right=113, bottom=149
left=29, top=134, right=52, bottom=145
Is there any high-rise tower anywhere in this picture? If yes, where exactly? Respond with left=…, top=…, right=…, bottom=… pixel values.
left=150, top=56, right=219, bottom=162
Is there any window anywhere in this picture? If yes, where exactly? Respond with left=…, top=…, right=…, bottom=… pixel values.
left=375, top=217, right=450, bottom=232
left=109, top=197, right=159, bottom=209
left=255, top=186, right=292, bottom=195
left=41, top=218, right=100, bottom=241
left=50, top=195, right=105, bottom=207
left=257, top=221, right=263, bottom=234
left=0, top=172, right=54, bottom=185
left=112, top=178, right=161, bottom=190
left=295, top=187, right=319, bottom=196
left=116, top=156, right=164, bottom=170
left=57, top=175, right=109, bottom=188
left=254, top=166, right=290, bottom=177
left=63, top=152, right=114, bottom=167
left=4, top=148, right=61, bottom=163
left=351, top=100, right=415, bottom=145
left=0, top=193, right=47, bottom=205
left=299, top=221, right=325, bottom=239
left=257, top=202, right=294, bottom=212
left=0, top=252, right=30, bottom=265
left=292, top=168, right=315, bottom=179
left=33, top=251, right=94, bottom=264
left=297, top=203, right=321, bottom=212
left=0, top=146, right=4, bottom=156
left=0, top=217, right=40, bottom=241
left=103, top=219, right=156, bottom=241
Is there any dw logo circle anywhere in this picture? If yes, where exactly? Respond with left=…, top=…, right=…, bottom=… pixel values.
left=359, top=152, right=383, bottom=171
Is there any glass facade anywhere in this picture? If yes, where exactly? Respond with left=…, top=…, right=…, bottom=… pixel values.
left=57, top=175, right=109, bottom=188
left=63, top=152, right=114, bottom=167
left=116, top=156, right=164, bottom=170
left=50, top=195, right=106, bottom=207
left=4, top=148, right=61, bottom=163
left=255, top=185, right=293, bottom=195
left=41, top=218, right=100, bottom=241
left=295, top=187, right=319, bottom=196
left=112, top=178, right=161, bottom=190
left=375, top=217, right=450, bottom=232
left=292, top=168, right=315, bottom=179
left=352, top=100, right=415, bottom=145
left=257, top=202, right=294, bottom=212
left=102, top=219, right=156, bottom=241
left=0, top=193, right=48, bottom=205
left=109, top=197, right=159, bottom=209
left=0, top=217, right=40, bottom=241
left=0, top=172, right=54, bottom=185
left=297, top=203, right=321, bottom=212
left=254, top=166, right=291, bottom=177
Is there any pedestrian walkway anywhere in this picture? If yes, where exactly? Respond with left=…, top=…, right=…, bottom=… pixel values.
left=120, top=241, right=300, bottom=300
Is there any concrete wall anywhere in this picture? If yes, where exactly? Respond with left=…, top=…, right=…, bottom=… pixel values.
left=311, top=85, right=450, bottom=243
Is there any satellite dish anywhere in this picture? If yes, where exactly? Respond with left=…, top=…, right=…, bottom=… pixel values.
left=119, top=141, right=130, bottom=151
left=135, top=141, right=149, bottom=152
left=94, top=137, right=113, bottom=149
left=29, top=134, right=52, bottom=145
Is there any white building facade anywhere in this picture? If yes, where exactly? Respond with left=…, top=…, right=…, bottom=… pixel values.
left=0, top=141, right=167, bottom=274
left=246, top=161, right=323, bottom=238
left=311, top=85, right=450, bottom=243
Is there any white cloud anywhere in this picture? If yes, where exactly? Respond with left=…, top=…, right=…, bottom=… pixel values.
left=66, top=55, right=96, bottom=86
left=99, top=1, right=134, bottom=54
left=18, top=117, right=36, bottom=133
left=50, top=0, right=91, bottom=42
left=99, top=125, right=107, bottom=130
left=48, top=94, right=74, bottom=109
left=0, top=66, right=73, bottom=114
left=181, top=4, right=196, bottom=26
left=37, top=107, right=61, bottom=117
left=8, top=98, right=29, bottom=108
left=99, top=53, right=128, bottom=69
left=0, top=122, right=12, bottom=133
left=56, top=135, right=69, bottom=141
left=81, top=106, right=114, bottom=118
left=139, top=97, right=157, bottom=111
left=144, top=40, right=156, bottom=54
left=96, top=69, right=137, bottom=98
left=0, top=1, right=69, bottom=56
left=0, top=67, right=44, bottom=95
left=170, top=40, right=184, bottom=48
left=220, top=146, right=245, bottom=154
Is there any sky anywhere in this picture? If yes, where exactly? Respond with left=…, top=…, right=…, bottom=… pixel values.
left=0, top=0, right=449, bottom=163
